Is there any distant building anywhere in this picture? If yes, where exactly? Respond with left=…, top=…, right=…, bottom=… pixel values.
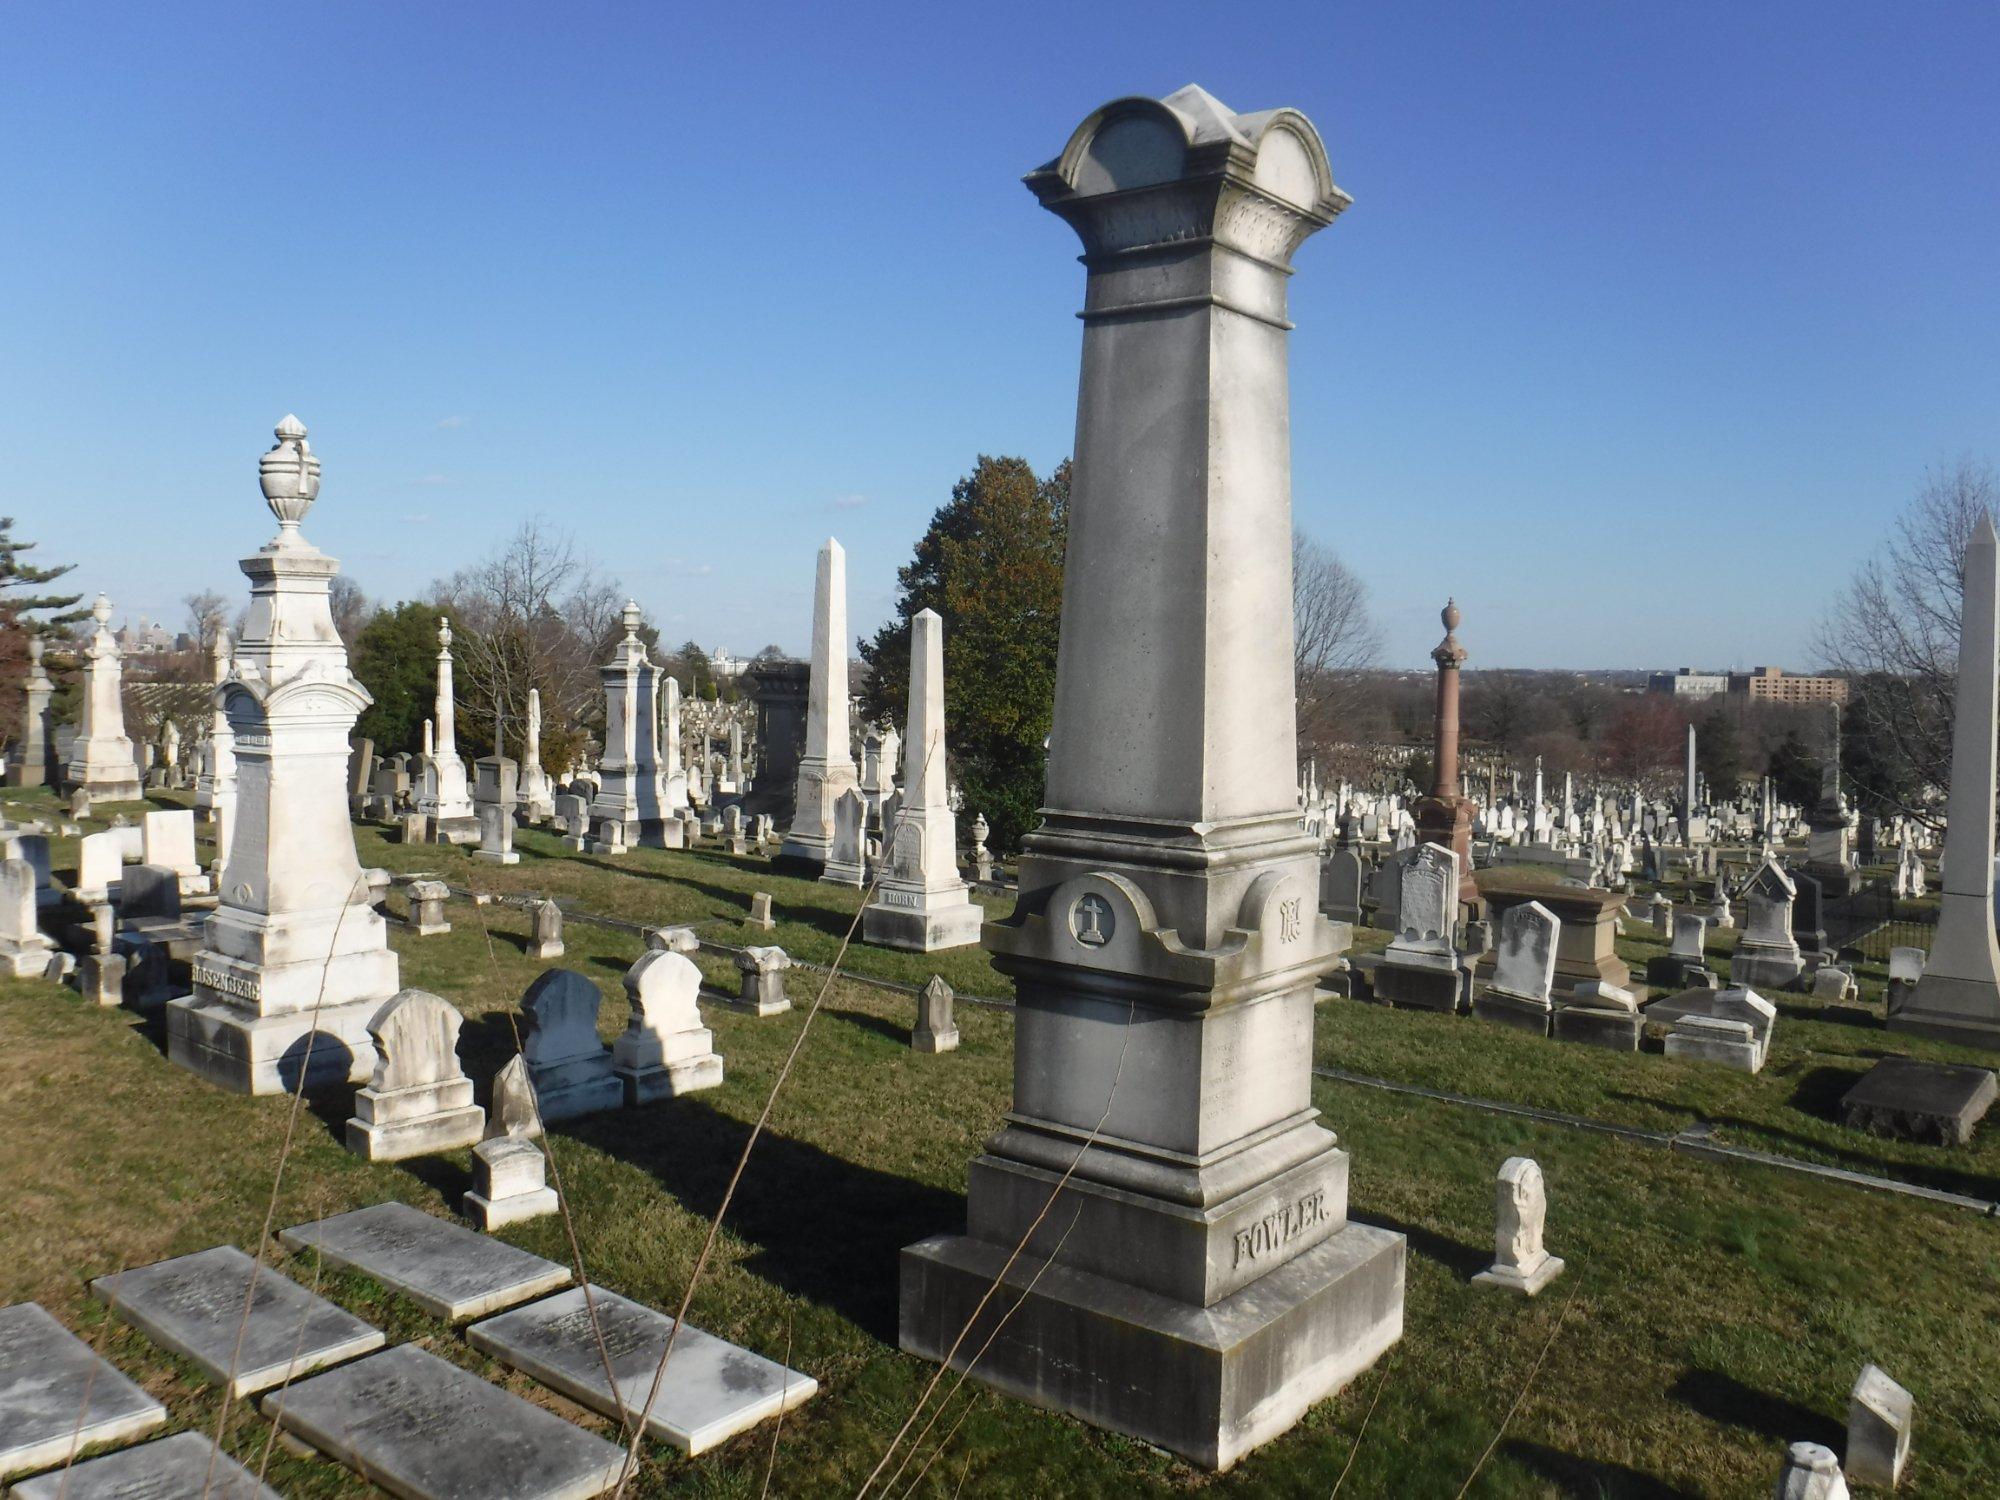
left=708, top=646, right=748, bottom=681
left=1729, top=666, right=1849, bottom=706
left=1648, top=668, right=1729, bottom=700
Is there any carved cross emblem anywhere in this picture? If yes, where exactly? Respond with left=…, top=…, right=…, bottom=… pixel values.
left=1070, top=892, right=1114, bottom=948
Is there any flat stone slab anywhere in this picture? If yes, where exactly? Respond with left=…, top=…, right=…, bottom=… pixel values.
left=10, top=1431, right=280, bottom=1499
left=90, top=1246, right=384, bottom=1399
left=261, top=1342, right=627, bottom=1500
left=1841, top=1056, right=1998, bottom=1145
left=279, top=1201, right=571, bottom=1321
left=0, top=1302, right=166, bottom=1481
left=468, top=1285, right=817, bottom=1456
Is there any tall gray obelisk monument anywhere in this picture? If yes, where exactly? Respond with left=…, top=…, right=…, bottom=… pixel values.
left=899, top=86, right=1404, bottom=1471
left=1892, top=513, right=2000, bottom=1048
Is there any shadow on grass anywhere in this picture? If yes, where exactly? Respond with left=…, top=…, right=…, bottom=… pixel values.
left=1666, top=1368, right=1842, bottom=1450
left=825, top=1003, right=909, bottom=1048
left=1705, top=1112, right=2000, bottom=1201
left=1364, top=1213, right=1487, bottom=1278
left=1787, top=1064, right=1864, bottom=1123
left=1500, top=1440, right=1699, bottom=1499
left=565, top=1095, right=961, bottom=1342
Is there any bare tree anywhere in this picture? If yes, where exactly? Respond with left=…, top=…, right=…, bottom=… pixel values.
left=1815, top=457, right=1996, bottom=825
left=329, top=574, right=370, bottom=649
left=183, top=590, right=230, bottom=654
left=1293, top=530, right=1382, bottom=753
left=429, top=518, right=625, bottom=759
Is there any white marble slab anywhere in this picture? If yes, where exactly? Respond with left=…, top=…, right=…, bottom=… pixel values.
left=279, top=1201, right=570, bottom=1321
left=0, top=1302, right=165, bottom=1481
left=10, top=1431, right=280, bottom=1499
left=90, top=1246, right=383, bottom=1399
left=468, top=1285, right=816, bottom=1456
left=260, top=1343, right=627, bottom=1500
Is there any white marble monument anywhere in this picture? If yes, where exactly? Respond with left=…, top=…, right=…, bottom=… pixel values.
left=166, top=418, right=402, bottom=1094
left=779, top=539, right=859, bottom=874
left=345, top=989, right=485, bottom=1160
left=587, top=602, right=674, bottom=847
left=62, top=595, right=143, bottom=801
left=613, top=949, right=723, bottom=1102
left=1472, top=1156, right=1565, bottom=1296
left=418, top=619, right=479, bottom=844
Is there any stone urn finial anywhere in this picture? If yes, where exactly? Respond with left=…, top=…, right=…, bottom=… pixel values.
left=623, top=600, right=642, bottom=639
left=438, top=617, right=453, bottom=652
left=259, top=414, right=321, bottom=542
left=1442, top=598, right=1461, bottom=634
left=91, top=593, right=112, bottom=628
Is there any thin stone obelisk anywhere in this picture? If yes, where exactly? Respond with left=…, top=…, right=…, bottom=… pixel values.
left=519, top=688, right=554, bottom=822
left=1682, top=723, right=1697, bottom=844
left=778, top=539, right=858, bottom=875
left=1413, top=599, right=1477, bottom=911
left=64, top=595, right=143, bottom=801
left=900, top=86, right=1403, bottom=1472
left=422, top=619, right=477, bottom=841
left=194, top=629, right=238, bottom=878
left=167, top=417, right=401, bottom=1093
left=1892, top=513, right=2000, bottom=1047
left=863, top=609, right=983, bottom=950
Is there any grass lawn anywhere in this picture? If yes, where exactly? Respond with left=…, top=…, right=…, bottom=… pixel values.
left=2, top=790, right=1996, bottom=1496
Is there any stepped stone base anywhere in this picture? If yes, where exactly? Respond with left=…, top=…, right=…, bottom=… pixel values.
left=166, top=994, right=379, bottom=1094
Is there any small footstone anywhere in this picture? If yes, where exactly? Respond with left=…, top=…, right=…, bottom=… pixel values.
left=261, top=1343, right=626, bottom=1500
left=0, top=1303, right=166, bottom=1482
left=91, top=1245, right=384, bottom=1398
left=468, top=1284, right=817, bottom=1456
left=279, top=1202, right=571, bottom=1322
left=10, top=1431, right=280, bottom=1499
left=1840, top=1056, right=1997, bottom=1145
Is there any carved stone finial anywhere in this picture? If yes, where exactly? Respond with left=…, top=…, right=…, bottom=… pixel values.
left=438, top=617, right=452, bottom=651
left=622, top=600, right=643, bottom=639
left=258, top=415, right=320, bottom=541
left=90, top=593, right=112, bottom=628
left=1431, top=597, right=1467, bottom=671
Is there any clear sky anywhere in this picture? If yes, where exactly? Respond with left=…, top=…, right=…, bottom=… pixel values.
left=3, top=3, right=1995, bottom=671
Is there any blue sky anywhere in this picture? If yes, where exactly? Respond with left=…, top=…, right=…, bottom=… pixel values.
left=2, top=3, right=1994, bottom=670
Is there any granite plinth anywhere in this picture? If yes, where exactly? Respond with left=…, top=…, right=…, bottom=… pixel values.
left=468, top=1285, right=817, bottom=1456
left=1840, top=1056, right=1997, bottom=1145
left=1372, top=957, right=1465, bottom=1013
left=0, top=1302, right=166, bottom=1482
left=90, top=1246, right=384, bottom=1398
left=1472, top=1254, right=1565, bottom=1297
left=1889, top=974, right=2000, bottom=1050
left=278, top=1202, right=570, bottom=1321
left=1472, top=992, right=1551, bottom=1036
left=1552, top=1006, right=1643, bottom=1051
left=10, top=1432, right=280, bottom=1499
left=261, top=1343, right=626, bottom=1500
left=860, top=898, right=985, bottom=953
left=1664, top=1016, right=1764, bottom=1073
left=900, top=1222, right=1405, bottom=1473
left=617, top=1052, right=724, bottom=1105
left=465, top=1138, right=559, bottom=1229
left=165, top=994, right=378, bottom=1095
left=1729, top=947, right=1805, bottom=991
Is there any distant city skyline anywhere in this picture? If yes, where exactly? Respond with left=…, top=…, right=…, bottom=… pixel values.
left=3, top=3, right=1994, bottom=672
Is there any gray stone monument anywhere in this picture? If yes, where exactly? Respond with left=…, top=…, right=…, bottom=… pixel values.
left=587, top=602, right=673, bottom=848
left=1373, top=842, right=1465, bottom=1012
left=912, top=974, right=959, bottom=1053
left=1730, top=859, right=1804, bottom=990
left=62, top=595, right=143, bottom=801
left=345, top=989, right=485, bottom=1160
left=519, top=687, right=556, bottom=822
left=731, top=945, right=792, bottom=1015
left=0, top=1302, right=166, bottom=1483
left=0, top=857, right=56, bottom=978
left=465, top=1055, right=559, bottom=1229
left=1474, top=898, right=1557, bottom=1034
left=408, top=878, right=451, bottom=936
left=1846, top=1362, right=1913, bottom=1490
left=1893, top=514, right=2000, bottom=1048
left=900, top=86, right=1402, bottom=1472
left=6, top=633, right=54, bottom=788
left=520, top=969, right=622, bottom=1123
left=166, top=419, right=402, bottom=1094
left=527, top=897, right=565, bottom=958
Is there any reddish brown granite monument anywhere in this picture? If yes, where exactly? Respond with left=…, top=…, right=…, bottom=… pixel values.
left=1413, top=599, right=1479, bottom=913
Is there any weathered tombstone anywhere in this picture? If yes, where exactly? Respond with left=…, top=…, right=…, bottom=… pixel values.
left=347, top=735, right=374, bottom=818
left=0, top=1302, right=167, bottom=1482
left=1373, top=843, right=1464, bottom=1012
left=0, top=857, right=56, bottom=978
left=820, top=787, right=868, bottom=887
left=3, top=833, right=54, bottom=909
left=1665, top=992, right=1775, bottom=1073
left=10, top=1431, right=280, bottom=1500
left=1670, top=912, right=1708, bottom=964
left=520, top=969, right=622, bottom=1122
left=748, top=891, right=775, bottom=930
left=1471, top=1156, right=1564, bottom=1296
left=1552, top=978, right=1643, bottom=1051
left=63, top=595, right=144, bottom=800
left=1731, top=860, right=1805, bottom=989
left=474, top=802, right=519, bottom=865
left=407, top=879, right=451, bottom=936
left=591, top=815, right=629, bottom=855
left=346, top=989, right=485, bottom=1160
left=1320, top=847, right=1365, bottom=925
left=613, top=950, right=723, bottom=1102
left=141, top=808, right=207, bottom=895
left=73, top=829, right=122, bottom=903
left=645, top=924, right=701, bottom=954
left=279, top=1201, right=568, bottom=1322
left=1846, top=1363, right=1913, bottom=1490
left=731, top=945, right=792, bottom=1015
left=1474, top=899, right=1558, bottom=1034
left=473, top=754, right=518, bottom=814
left=1774, top=1441, right=1850, bottom=1500
left=465, top=1055, right=559, bottom=1228
left=527, top=898, right=565, bottom=959
left=553, top=792, right=588, bottom=841
left=5, top=634, right=55, bottom=789
left=913, top=974, right=959, bottom=1054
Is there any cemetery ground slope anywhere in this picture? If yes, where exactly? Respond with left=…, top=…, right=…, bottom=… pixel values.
left=0, top=802, right=1994, bottom=1495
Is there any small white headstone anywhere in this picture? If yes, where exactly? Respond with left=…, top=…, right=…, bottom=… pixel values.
left=1472, top=1156, right=1564, bottom=1296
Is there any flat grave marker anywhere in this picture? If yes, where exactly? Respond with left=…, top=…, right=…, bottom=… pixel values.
left=90, top=1245, right=383, bottom=1399
left=0, top=1302, right=166, bottom=1482
left=279, top=1201, right=571, bottom=1321
left=10, top=1431, right=280, bottom=1500
left=469, top=1284, right=817, bottom=1456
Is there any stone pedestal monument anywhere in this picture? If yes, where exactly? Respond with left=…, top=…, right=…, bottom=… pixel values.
left=1892, top=514, right=2000, bottom=1048
left=519, top=688, right=555, bottom=822
left=778, top=540, right=859, bottom=875
left=167, top=418, right=402, bottom=1094
left=193, top=630, right=237, bottom=873
left=1803, top=704, right=1858, bottom=897
left=862, top=609, right=983, bottom=951
left=7, top=634, right=54, bottom=788
left=587, top=603, right=673, bottom=847
left=1412, top=599, right=1478, bottom=913
left=63, top=596, right=143, bottom=801
left=419, top=620, right=478, bottom=844
left=900, top=86, right=1403, bottom=1472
